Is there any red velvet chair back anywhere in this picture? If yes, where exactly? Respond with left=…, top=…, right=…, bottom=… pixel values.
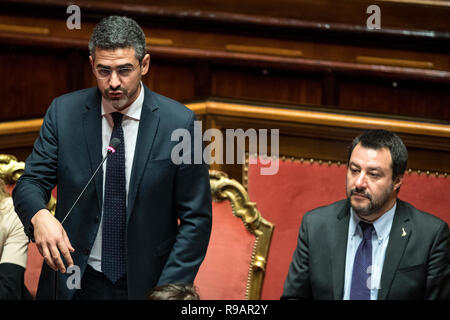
left=195, top=201, right=255, bottom=299
left=195, top=170, right=274, bottom=299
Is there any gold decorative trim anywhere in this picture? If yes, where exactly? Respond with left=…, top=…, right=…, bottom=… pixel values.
left=356, top=56, right=434, bottom=69
left=406, top=168, right=448, bottom=178
left=0, top=119, right=43, bottom=135
left=226, top=44, right=302, bottom=57
left=0, top=154, right=56, bottom=215
left=243, top=153, right=448, bottom=189
left=186, top=102, right=207, bottom=115
left=0, top=154, right=24, bottom=184
left=377, top=0, right=450, bottom=7
left=146, top=37, right=173, bottom=46
left=0, top=24, right=49, bottom=35
left=209, top=170, right=274, bottom=300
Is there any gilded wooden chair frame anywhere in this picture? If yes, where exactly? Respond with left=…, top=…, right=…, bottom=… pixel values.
left=209, top=169, right=274, bottom=300
left=0, top=154, right=56, bottom=215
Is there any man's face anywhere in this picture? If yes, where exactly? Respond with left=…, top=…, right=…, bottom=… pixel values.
left=346, top=143, right=402, bottom=220
left=89, top=47, right=150, bottom=110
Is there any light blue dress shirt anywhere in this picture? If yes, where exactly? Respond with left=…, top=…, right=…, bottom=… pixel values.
left=343, top=201, right=396, bottom=300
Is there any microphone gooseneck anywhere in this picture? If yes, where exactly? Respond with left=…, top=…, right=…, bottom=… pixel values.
left=60, top=139, right=121, bottom=225
left=54, top=139, right=121, bottom=300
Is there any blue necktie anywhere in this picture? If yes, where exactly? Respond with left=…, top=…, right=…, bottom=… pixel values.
left=350, top=221, right=374, bottom=300
left=102, top=112, right=127, bottom=283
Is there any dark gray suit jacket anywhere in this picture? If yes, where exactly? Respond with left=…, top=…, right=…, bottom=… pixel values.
left=13, top=85, right=212, bottom=299
left=282, top=199, right=450, bottom=299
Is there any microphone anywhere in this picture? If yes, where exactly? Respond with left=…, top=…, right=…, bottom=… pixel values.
left=54, top=138, right=121, bottom=300
left=60, top=138, right=121, bottom=225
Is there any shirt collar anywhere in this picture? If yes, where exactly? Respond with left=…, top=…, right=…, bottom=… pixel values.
left=101, top=81, right=144, bottom=120
left=350, top=200, right=397, bottom=241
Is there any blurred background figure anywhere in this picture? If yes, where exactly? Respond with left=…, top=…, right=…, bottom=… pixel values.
left=0, top=177, right=30, bottom=299
left=147, top=283, right=200, bottom=300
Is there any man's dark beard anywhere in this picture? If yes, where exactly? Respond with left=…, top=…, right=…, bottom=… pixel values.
left=104, top=83, right=140, bottom=109
left=104, top=87, right=130, bottom=109
left=348, top=185, right=393, bottom=216
left=105, top=87, right=128, bottom=97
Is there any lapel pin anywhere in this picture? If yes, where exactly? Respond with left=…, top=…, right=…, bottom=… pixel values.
left=401, top=227, right=407, bottom=237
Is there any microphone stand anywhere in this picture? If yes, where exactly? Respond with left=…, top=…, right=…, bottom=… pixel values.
left=53, top=139, right=120, bottom=300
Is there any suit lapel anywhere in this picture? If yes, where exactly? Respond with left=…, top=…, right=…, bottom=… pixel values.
left=378, top=200, right=411, bottom=300
left=126, top=86, right=160, bottom=223
left=331, top=201, right=351, bottom=300
left=82, top=90, right=103, bottom=212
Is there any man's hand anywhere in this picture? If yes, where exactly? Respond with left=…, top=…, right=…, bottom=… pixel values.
left=31, top=209, right=75, bottom=273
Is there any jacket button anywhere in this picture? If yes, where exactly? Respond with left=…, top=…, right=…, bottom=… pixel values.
left=83, top=248, right=90, bottom=255
left=94, top=216, right=100, bottom=223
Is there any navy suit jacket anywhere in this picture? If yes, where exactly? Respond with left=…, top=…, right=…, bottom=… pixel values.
left=282, top=199, right=450, bottom=300
left=13, top=85, right=212, bottom=299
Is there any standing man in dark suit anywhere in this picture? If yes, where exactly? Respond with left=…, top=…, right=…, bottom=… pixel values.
left=282, top=129, right=449, bottom=300
left=12, top=16, right=212, bottom=300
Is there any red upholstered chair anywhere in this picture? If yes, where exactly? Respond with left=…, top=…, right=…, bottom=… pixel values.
left=194, top=170, right=274, bottom=299
left=245, top=154, right=450, bottom=300
left=0, top=154, right=55, bottom=299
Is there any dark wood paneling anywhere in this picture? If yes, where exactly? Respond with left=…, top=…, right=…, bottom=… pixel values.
left=81, top=57, right=97, bottom=90
left=338, top=76, right=450, bottom=121
left=144, top=62, right=196, bottom=102
left=212, top=67, right=323, bottom=106
left=0, top=48, right=72, bottom=121
left=0, top=49, right=199, bottom=121
left=3, top=0, right=450, bottom=38
left=0, top=1, right=449, bottom=149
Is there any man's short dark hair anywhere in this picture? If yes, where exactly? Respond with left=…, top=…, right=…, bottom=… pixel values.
left=88, top=16, right=147, bottom=63
left=347, top=129, right=408, bottom=180
left=146, top=283, right=200, bottom=300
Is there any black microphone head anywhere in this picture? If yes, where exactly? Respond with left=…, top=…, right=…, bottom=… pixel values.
left=110, top=138, right=121, bottom=149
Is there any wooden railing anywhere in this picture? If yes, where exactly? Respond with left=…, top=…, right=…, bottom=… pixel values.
left=189, top=101, right=450, bottom=138
left=1, top=100, right=449, bottom=182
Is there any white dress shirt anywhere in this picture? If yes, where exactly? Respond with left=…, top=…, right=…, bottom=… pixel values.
left=343, top=201, right=396, bottom=300
left=88, top=82, right=144, bottom=272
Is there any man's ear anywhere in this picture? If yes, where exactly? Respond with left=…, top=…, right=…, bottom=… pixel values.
left=141, top=53, right=150, bottom=76
left=89, top=56, right=95, bottom=73
left=393, top=175, right=404, bottom=192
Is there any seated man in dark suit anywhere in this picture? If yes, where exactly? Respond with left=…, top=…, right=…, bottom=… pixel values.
left=282, top=129, right=449, bottom=300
